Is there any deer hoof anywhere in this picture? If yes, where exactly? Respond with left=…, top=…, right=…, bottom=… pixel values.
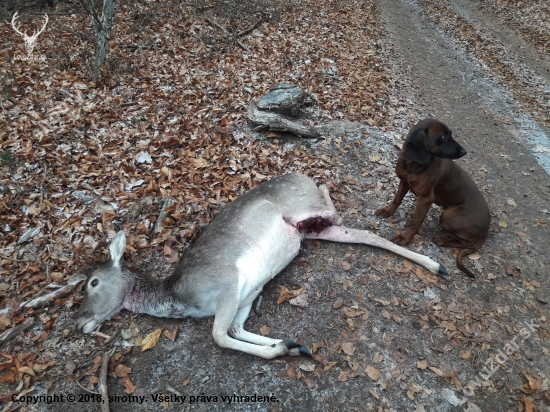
left=283, top=340, right=312, bottom=357
left=437, top=265, right=448, bottom=279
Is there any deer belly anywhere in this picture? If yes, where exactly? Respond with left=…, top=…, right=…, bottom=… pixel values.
left=235, top=220, right=301, bottom=305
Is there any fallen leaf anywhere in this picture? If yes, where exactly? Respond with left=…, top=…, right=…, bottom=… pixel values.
left=521, top=396, right=535, bottom=412
left=365, top=365, right=380, bottom=381
left=290, top=293, right=309, bottom=308
left=322, top=361, right=337, bottom=372
left=141, top=328, right=163, bottom=352
left=299, top=362, right=316, bottom=372
left=407, top=383, right=421, bottom=400
left=521, top=373, right=541, bottom=394
left=18, top=366, right=36, bottom=377
left=163, top=326, right=178, bottom=342
left=338, top=370, right=350, bottom=382
left=277, top=285, right=303, bottom=304
left=341, top=261, right=351, bottom=271
left=114, top=364, right=132, bottom=378
left=372, top=352, right=384, bottom=363
left=32, top=361, right=55, bottom=373
left=341, top=342, right=355, bottom=356
left=417, top=360, right=428, bottom=369
left=121, top=376, right=135, bottom=393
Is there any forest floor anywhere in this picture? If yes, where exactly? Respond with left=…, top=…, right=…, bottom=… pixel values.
left=0, top=0, right=549, bottom=411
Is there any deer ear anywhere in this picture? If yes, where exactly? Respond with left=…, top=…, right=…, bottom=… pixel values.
left=404, top=129, right=431, bottom=164
left=109, top=232, right=126, bottom=267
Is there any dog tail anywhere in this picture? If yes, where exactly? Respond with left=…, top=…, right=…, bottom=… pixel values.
left=456, top=248, right=477, bottom=278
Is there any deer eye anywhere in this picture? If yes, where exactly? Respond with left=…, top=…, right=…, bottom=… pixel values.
left=90, top=279, right=99, bottom=287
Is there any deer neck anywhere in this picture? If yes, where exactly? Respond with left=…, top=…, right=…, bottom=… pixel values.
left=123, top=273, right=189, bottom=318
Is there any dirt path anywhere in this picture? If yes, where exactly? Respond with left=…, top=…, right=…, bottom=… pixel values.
left=374, top=0, right=550, bottom=409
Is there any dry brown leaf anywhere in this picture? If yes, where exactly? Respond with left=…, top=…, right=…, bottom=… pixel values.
left=290, top=293, right=309, bottom=308
left=365, top=365, right=380, bottom=381
left=0, top=370, right=16, bottom=383
left=163, top=326, right=178, bottom=342
left=373, top=298, right=391, bottom=306
left=182, top=376, right=190, bottom=387
left=412, top=267, right=438, bottom=284
left=277, top=285, right=303, bottom=304
left=341, top=342, right=355, bottom=356
left=88, top=356, right=101, bottom=375
left=260, top=325, right=270, bottom=336
left=441, top=321, right=456, bottom=331
left=521, top=396, right=535, bottom=412
left=521, top=373, right=542, bottom=394
left=372, top=352, right=384, bottom=363
left=391, top=314, right=403, bottom=324
left=429, top=366, right=458, bottom=378
left=141, top=328, right=163, bottom=352
left=18, top=366, right=36, bottom=377
left=406, top=383, right=422, bottom=400
left=417, top=360, right=428, bottom=370
left=299, top=362, right=316, bottom=372
left=121, top=376, right=135, bottom=394
left=114, top=364, right=132, bottom=378
left=322, top=361, right=337, bottom=372
left=32, top=361, right=55, bottom=373
left=337, top=370, right=350, bottom=382
left=0, top=317, right=11, bottom=329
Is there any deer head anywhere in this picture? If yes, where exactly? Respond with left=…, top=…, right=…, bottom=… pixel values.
left=11, top=12, right=49, bottom=56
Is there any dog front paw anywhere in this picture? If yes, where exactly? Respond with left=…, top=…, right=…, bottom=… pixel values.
left=376, top=205, right=395, bottom=218
left=393, top=232, right=413, bottom=245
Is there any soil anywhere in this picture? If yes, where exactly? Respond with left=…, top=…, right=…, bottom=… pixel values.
left=2, top=0, right=549, bottom=411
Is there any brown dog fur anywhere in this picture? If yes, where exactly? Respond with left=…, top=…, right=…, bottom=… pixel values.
left=377, top=118, right=491, bottom=278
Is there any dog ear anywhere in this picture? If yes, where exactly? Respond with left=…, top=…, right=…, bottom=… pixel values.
left=404, top=129, right=431, bottom=164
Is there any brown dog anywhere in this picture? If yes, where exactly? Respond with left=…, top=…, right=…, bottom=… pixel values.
left=377, top=118, right=490, bottom=278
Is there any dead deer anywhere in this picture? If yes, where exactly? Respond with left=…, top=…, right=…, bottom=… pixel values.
left=76, top=173, right=446, bottom=359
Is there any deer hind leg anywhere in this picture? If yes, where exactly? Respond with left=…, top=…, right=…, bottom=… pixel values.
left=228, top=303, right=281, bottom=346
left=211, top=284, right=310, bottom=359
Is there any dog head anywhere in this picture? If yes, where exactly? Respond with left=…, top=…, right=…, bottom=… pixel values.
left=404, top=119, right=467, bottom=164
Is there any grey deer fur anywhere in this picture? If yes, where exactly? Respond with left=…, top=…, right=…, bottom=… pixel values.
left=76, top=173, right=446, bottom=359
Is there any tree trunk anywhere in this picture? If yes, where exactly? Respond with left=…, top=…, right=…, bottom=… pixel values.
left=92, top=0, right=114, bottom=80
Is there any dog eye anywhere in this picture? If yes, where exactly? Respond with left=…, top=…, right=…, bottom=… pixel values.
left=438, top=135, right=446, bottom=142
left=90, top=279, right=99, bottom=287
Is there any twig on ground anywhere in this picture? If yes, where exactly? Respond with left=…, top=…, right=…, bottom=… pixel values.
left=204, top=18, right=252, bottom=54
left=99, top=347, right=116, bottom=412
left=0, top=317, right=34, bottom=347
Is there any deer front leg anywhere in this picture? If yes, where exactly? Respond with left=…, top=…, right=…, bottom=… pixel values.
left=377, top=179, right=410, bottom=217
